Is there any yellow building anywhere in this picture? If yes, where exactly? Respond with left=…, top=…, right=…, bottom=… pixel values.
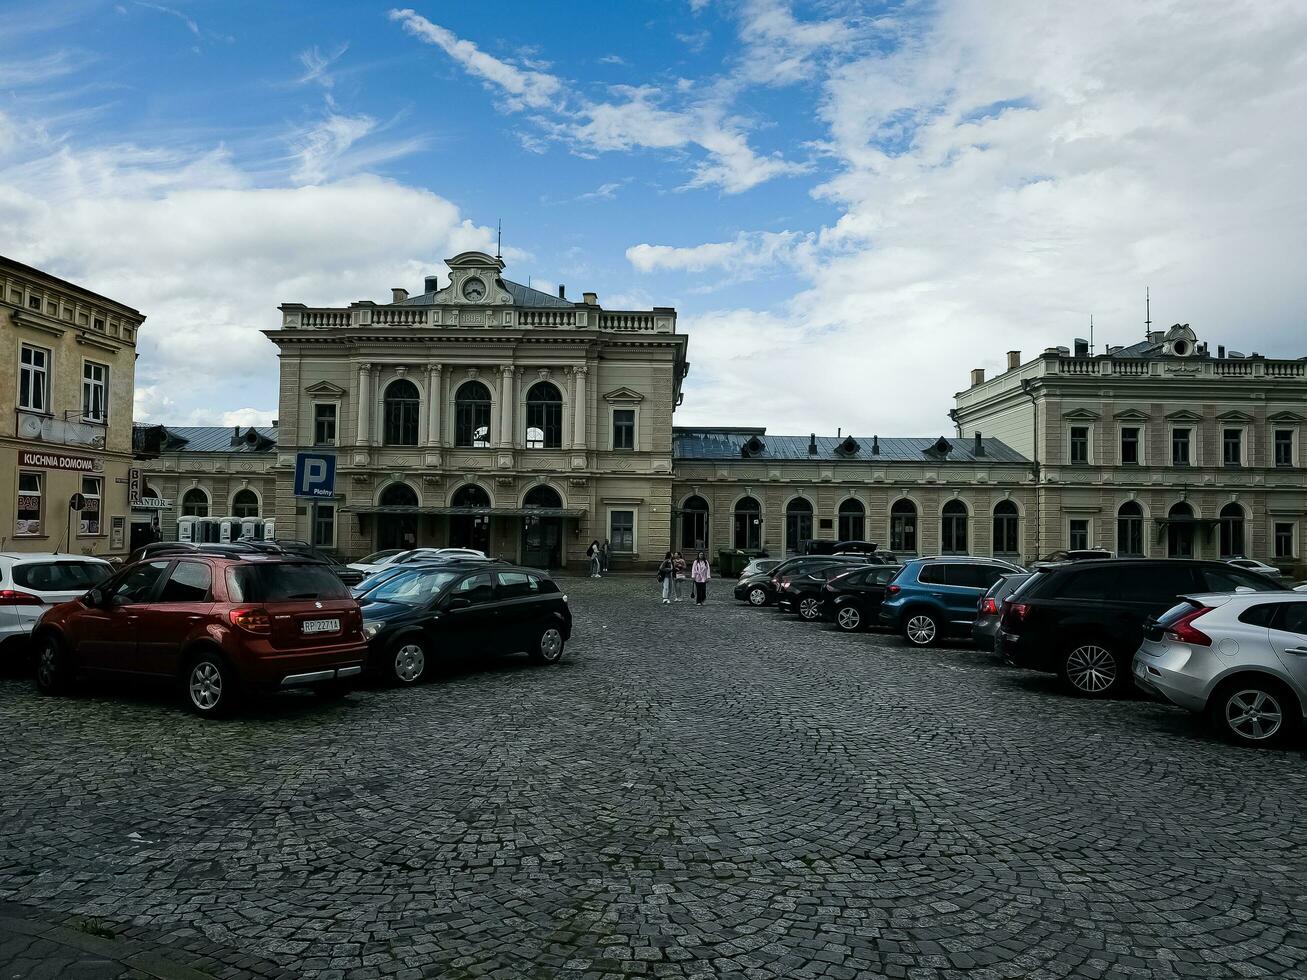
left=0, top=256, right=146, bottom=557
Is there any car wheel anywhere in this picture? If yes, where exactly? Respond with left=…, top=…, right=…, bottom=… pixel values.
left=531, top=625, right=566, bottom=664
left=1059, top=642, right=1121, bottom=698
left=798, top=597, right=822, bottom=621
left=903, top=612, right=940, bottom=647
left=389, top=638, right=428, bottom=685
left=1210, top=680, right=1299, bottom=747
left=33, top=634, right=74, bottom=696
left=185, top=651, right=238, bottom=717
left=748, top=587, right=767, bottom=606
left=835, top=606, right=863, bottom=632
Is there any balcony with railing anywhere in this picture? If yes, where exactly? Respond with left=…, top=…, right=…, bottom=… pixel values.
left=280, top=302, right=677, bottom=334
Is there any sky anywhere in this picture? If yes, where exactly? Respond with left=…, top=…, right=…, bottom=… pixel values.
left=3, top=0, right=1306, bottom=436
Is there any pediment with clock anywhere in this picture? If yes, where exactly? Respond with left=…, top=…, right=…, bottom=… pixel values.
left=429, top=252, right=515, bottom=306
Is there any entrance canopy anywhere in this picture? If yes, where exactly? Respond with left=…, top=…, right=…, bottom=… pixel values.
left=341, top=505, right=586, bottom=518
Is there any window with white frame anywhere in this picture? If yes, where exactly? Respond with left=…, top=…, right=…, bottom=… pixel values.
left=1068, top=426, right=1090, bottom=464
left=314, top=403, right=338, bottom=446
left=79, top=475, right=102, bottom=535
left=1274, top=429, right=1294, bottom=467
left=1119, top=426, right=1141, bottom=465
left=610, top=510, right=635, bottom=553
left=1275, top=522, right=1295, bottom=558
left=16, top=472, right=42, bottom=536
left=82, top=361, right=109, bottom=423
left=1068, top=518, right=1090, bottom=551
left=612, top=409, right=635, bottom=450
left=1221, top=428, right=1243, bottom=467
left=1171, top=427, right=1192, bottom=466
left=19, top=344, right=50, bottom=413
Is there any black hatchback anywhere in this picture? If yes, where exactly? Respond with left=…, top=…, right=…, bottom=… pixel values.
left=358, top=564, right=572, bottom=685
left=820, top=564, right=903, bottom=632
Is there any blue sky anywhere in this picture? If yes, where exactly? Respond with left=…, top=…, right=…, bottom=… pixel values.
left=4, top=0, right=1307, bottom=434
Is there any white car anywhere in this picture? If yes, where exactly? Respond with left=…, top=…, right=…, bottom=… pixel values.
left=0, top=553, right=115, bottom=661
left=349, top=547, right=488, bottom=577
left=1226, top=558, right=1284, bottom=579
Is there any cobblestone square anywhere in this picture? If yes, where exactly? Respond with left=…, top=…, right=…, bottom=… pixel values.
left=2, top=574, right=1306, bottom=979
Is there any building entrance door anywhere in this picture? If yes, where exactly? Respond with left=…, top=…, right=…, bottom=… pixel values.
left=522, top=517, right=561, bottom=568
left=377, top=482, right=419, bottom=551
left=450, top=483, right=492, bottom=554
left=1167, top=503, right=1195, bottom=558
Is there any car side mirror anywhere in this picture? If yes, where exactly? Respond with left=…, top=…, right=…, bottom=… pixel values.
left=445, top=596, right=472, bottom=611
left=85, top=588, right=105, bottom=607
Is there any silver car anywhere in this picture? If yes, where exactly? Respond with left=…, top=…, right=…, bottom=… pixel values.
left=0, top=553, right=115, bottom=663
left=1133, top=592, right=1307, bottom=747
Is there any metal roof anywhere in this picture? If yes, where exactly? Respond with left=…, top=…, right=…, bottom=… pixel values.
left=397, top=278, right=575, bottom=310
left=672, top=429, right=1029, bottom=464
left=156, top=426, right=279, bottom=453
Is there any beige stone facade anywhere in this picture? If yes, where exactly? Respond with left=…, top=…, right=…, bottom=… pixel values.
left=263, top=251, right=687, bottom=567
left=0, top=256, right=144, bottom=557
left=953, top=325, right=1307, bottom=572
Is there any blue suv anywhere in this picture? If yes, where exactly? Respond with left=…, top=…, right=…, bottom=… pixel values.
left=879, top=557, right=1026, bottom=647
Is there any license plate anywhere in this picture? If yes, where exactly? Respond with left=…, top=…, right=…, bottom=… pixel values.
left=302, top=618, right=340, bottom=634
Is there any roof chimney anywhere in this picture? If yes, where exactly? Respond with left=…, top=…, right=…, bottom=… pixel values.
left=424, top=275, right=440, bottom=293
left=970, top=368, right=986, bottom=387
left=233, top=425, right=240, bottom=437
left=974, top=431, right=985, bottom=457
left=582, top=291, right=597, bottom=305
left=808, top=433, right=818, bottom=455
left=558, top=284, right=566, bottom=299
left=271, top=419, right=278, bottom=428
left=1007, top=350, right=1021, bottom=370
left=1218, top=345, right=1226, bottom=358
left=871, top=435, right=880, bottom=455
left=391, top=287, right=408, bottom=304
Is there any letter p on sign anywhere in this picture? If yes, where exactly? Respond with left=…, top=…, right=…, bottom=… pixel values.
left=294, top=452, right=336, bottom=498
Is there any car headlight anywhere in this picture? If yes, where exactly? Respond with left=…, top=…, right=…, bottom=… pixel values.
left=363, top=621, right=383, bottom=639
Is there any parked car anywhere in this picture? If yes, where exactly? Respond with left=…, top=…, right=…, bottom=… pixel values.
left=32, top=554, right=366, bottom=716
left=349, top=547, right=488, bottom=577
left=1031, top=548, right=1114, bottom=568
left=733, top=555, right=870, bottom=607
left=1134, top=592, right=1307, bottom=747
left=998, top=559, right=1283, bottom=698
left=356, top=549, right=405, bottom=567
left=259, top=539, right=364, bottom=586
left=879, top=557, right=1027, bottom=647
left=738, top=558, right=782, bottom=580
left=1226, top=557, right=1285, bottom=579
left=128, top=541, right=267, bottom=564
left=820, top=564, right=903, bottom=632
left=351, top=556, right=493, bottom=599
left=0, top=554, right=115, bottom=664
left=778, top=560, right=879, bottom=620
left=972, top=573, right=1032, bottom=651
left=359, top=564, right=572, bottom=685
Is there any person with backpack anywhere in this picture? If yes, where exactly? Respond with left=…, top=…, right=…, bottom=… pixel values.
left=657, top=551, right=674, bottom=603
left=691, top=552, right=711, bottom=605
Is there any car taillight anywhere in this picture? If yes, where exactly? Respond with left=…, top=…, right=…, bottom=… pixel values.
left=885, top=584, right=901, bottom=597
left=0, top=589, right=43, bottom=606
left=1164, top=606, right=1214, bottom=646
left=1001, top=601, right=1030, bottom=627
left=980, top=597, right=998, bottom=615
left=228, top=608, right=271, bottom=634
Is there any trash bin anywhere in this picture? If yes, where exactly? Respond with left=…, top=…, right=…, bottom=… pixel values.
left=717, top=549, right=748, bottom=578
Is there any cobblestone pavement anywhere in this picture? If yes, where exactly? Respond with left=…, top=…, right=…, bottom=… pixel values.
left=2, top=573, right=1307, bottom=980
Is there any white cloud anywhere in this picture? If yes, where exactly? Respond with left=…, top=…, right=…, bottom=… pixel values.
left=221, top=408, right=277, bottom=427
left=598, top=54, right=625, bottom=66
left=290, top=112, right=377, bottom=184
left=299, top=43, right=350, bottom=90
left=735, top=0, right=852, bottom=85
left=627, top=230, right=812, bottom=274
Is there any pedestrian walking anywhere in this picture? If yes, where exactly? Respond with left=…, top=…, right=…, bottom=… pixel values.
left=587, top=540, right=602, bottom=578
left=658, top=551, right=674, bottom=603
left=672, top=551, right=687, bottom=601
left=691, top=551, right=711, bottom=605
left=601, top=538, right=611, bottom=573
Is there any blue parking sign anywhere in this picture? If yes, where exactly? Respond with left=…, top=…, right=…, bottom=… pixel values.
left=294, top=452, right=336, bottom=498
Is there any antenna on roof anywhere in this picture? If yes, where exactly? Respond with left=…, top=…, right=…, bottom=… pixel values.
left=1145, top=286, right=1151, bottom=340
left=496, top=219, right=502, bottom=261
left=1089, top=314, right=1094, bottom=356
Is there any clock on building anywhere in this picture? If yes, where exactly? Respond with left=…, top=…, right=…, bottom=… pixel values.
left=462, top=277, right=486, bottom=302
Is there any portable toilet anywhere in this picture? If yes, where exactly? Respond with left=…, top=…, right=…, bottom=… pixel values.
left=219, top=517, right=241, bottom=543
left=240, top=517, right=266, bottom=541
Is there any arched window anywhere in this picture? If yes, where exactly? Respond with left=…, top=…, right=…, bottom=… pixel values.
left=681, top=495, right=709, bottom=550
left=525, top=382, right=562, bottom=450
left=451, top=483, right=490, bottom=508
left=1219, top=502, right=1245, bottom=558
left=523, top=485, right=562, bottom=509
left=383, top=379, right=420, bottom=446
left=838, top=498, right=865, bottom=542
left=142, top=484, right=162, bottom=502
left=232, top=489, right=259, bottom=518
left=890, top=499, right=917, bottom=553
left=1117, top=501, right=1144, bottom=556
left=455, top=381, right=492, bottom=448
left=785, top=497, right=813, bottom=554
left=941, top=499, right=968, bottom=554
left=379, top=482, right=417, bottom=507
left=992, top=500, right=1019, bottom=556
left=1168, top=501, right=1195, bottom=558
left=181, top=488, right=209, bottom=517
left=733, top=496, right=761, bottom=551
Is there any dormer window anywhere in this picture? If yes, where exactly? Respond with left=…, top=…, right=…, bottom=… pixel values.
left=741, top=435, right=766, bottom=458
left=836, top=435, right=860, bottom=457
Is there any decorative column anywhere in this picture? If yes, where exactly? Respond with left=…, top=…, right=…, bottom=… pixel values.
left=572, top=365, right=587, bottom=448
left=426, top=364, right=442, bottom=447
left=356, top=363, right=373, bottom=445
left=499, top=365, right=515, bottom=448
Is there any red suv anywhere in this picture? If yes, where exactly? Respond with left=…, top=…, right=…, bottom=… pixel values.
left=32, top=555, right=366, bottom=717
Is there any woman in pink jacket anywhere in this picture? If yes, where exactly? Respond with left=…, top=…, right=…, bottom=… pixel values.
left=690, top=551, right=711, bottom=605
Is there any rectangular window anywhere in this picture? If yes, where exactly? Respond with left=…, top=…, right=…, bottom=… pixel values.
left=1068, top=519, right=1090, bottom=551
left=79, top=475, right=102, bottom=535
left=314, top=403, right=337, bottom=446
left=16, top=472, right=42, bottom=536
left=82, top=361, right=109, bottom=423
left=1222, top=428, right=1242, bottom=467
left=1117, top=512, right=1143, bottom=557
left=313, top=503, right=335, bottom=548
left=93, top=317, right=106, bottom=332
left=1120, top=427, right=1139, bottom=465
left=27, top=293, right=42, bottom=310
left=613, top=409, right=635, bottom=450
left=1069, top=426, right=1089, bottom=464
left=1171, top=428, right=1191, bottom=466
left=1275, top=522, right=1295, bottom=559
left=610, top=510, right=635, bottom=553
left=19, top=344, right=50, bottom=413
left=1275, top=429, right=1294, bottom=467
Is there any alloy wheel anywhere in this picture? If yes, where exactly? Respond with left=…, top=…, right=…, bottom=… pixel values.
left=394, top=644, right=426, bottom=684
left=1225, top=689, right=1283, bottom=741
left=837, top=607, right=861, bottom=631
left=799, top=598, right=821, bottom=621
left=1065, top=645, right=1117, bottom=694
left=539, top=628, right=563, bottom=662
left=36, top=644, right=57, bottom=688
left=748, top=588, right=766, bottom=606
left=189, top=662, right=223, bottom=711
left=906, top=615, right=936, bottom=645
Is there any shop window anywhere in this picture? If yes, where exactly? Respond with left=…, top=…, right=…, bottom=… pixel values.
left=16, top=472, right=42, bottom=536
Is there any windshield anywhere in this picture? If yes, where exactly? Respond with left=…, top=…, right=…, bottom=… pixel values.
left=365, top=568, right=463, bottom=605
left=227, top=562, right=350, bottom=602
